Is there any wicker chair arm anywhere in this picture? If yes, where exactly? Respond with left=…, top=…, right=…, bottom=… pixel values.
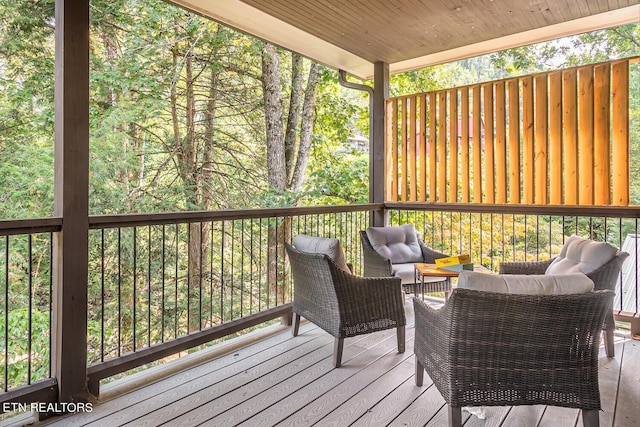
left=418, top=240, right=450, bottom=263
left=413, top=297, right=451, bottom=347
left=416, top=288, right=614, bottom=409
left=360, top=231, right=393, bottom=277
left=499, top=258, right=555, bottom=275
left=332, top=267, right=406, bottom=328
left=586, top=251, right=629, bottom=291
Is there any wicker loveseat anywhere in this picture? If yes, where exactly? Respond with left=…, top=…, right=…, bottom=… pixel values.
left=285, top=238, right=406, bottom=368
left=360, top=224, right=449, bottom=294
left=414, top=272, right=614, bottom=427
left=499, top=235, right=628, bottom=357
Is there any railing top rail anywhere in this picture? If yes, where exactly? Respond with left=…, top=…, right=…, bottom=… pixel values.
left=386, top=202, right=640, bottom=218
left=88, top=203, right=384, bottom=229
left=0, top=217, right=62, bottom=236
left=3, top=202, right=638, bottom=234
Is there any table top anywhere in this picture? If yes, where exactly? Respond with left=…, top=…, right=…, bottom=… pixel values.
left=414, top=263, right=492, bottom=277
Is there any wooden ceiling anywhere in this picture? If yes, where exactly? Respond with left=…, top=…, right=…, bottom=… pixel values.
left=169, top=0, right=640, bottom=78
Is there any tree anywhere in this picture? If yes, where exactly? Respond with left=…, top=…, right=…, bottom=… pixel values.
left=260, top=43, right=321, bottom=302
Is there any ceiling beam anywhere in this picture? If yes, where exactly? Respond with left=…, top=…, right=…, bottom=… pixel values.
left=391, top=5, right=640, bottom=76
left=167, top=1, right=639, bottom=80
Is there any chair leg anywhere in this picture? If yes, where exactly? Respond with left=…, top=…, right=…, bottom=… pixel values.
left=415, top=356, right=424, bottom=386
left=604, top=328, right=615, bottom=358
left=448, top=406, right=462, bottom=427
left=333, top=337, right=344, bottom=368
left=604, top=311, right=615, bottom=358
left=397, top=325, right=405, bottom=353
left=291, top=312, right=300, bottom=337
left=582, top=409, right=599, bottom=427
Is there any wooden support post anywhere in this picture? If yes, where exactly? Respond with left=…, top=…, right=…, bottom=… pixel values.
left=372, top=61, right=389, bottom=226
left=52, top=0, right=90, bottom=404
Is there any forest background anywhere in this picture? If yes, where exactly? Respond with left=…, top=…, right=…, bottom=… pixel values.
left=0, top=0, right=638, bottom=220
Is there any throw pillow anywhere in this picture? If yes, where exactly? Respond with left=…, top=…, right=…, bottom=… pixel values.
left=545, top=235, right=617, bottom=275
left=292, top=234, right=350, bottom=272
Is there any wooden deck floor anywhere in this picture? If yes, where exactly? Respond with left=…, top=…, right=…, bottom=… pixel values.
left=40, top=297, right=640, bottom=427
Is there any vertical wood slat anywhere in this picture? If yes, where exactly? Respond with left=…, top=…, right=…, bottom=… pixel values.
left=534, top=75, right=548, bottom=204
left=385, top=100, right=396, bottom=201
left=390, top=100, right=399, bottom=201
left=449, top=89, right=458, bottom=203
left=612, top=60, right=629, bottom=206
left=383, top=59, right=629, bottom=207
left=409, top=96, right=417, bottom=201
left=522, top=76, right=534, bottom=204
left=419, top=94, right=427, bottom=202
left=460, top=87, right=470, bottom=203
left=549, top=72, right=562, bottom=204
left=578, top=66, right=594, bottom=205
left=563, top=70, right=578, bottom=205
left=594, top=64, right=611, bottom=205
left=508, top=79, right=520, bottom=204
left=429, top=94, right=437, bottom=202
left=472, top=86, right=482, bottom=203
left=483, top=83, right=494, bottom=204
left=438, top=92, right=447, bottom=202
left=495, top=81, right=506, bottom=204
left=401, top=97, right=408, bottom=201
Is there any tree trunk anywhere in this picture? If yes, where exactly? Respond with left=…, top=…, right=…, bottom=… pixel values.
left=261, top=43, right=286, bottom=192
left=284, top=54, right=304, bottom=183
left=290, top=62, right=320, bottom=191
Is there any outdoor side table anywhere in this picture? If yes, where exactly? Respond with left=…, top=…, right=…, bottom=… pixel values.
left=414, top=263, right=492, bottom=300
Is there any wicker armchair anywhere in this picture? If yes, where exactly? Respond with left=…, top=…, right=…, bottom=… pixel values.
left=500, top=247, right=628, bottom=358
left=360, top=226, right=449, bottom=294
left=285, top=243, right=406, bottom=368
left=414, top=289, right=614, bottom=427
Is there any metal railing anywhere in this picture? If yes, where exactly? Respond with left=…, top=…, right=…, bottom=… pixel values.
left=389, top=203, right=640, bottom=316
left=85, top=205, right=379, bottom=393
left=2, top=202, right=640, bottom=408
left=0, top=219, right=60, bottom=407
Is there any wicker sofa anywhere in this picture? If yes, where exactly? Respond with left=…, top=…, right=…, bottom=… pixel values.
left=285, top=240, right=406, bottom=368
left=360, top=224, right=449, bottom=294
left=414, top=275, right=614, bottom=427
left=499, top=235, right=628, bottom=357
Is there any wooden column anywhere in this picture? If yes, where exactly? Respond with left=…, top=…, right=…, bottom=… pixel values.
left=372, top=62, right=388, bottom=226
left=52, top=0, right=90, bottom=403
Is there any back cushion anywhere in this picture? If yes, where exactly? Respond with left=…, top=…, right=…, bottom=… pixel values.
left=545, top=235, right=618, bottom=275
left=366, top=224, right=423, bottom=264
left=292, top=234, right=350, bottom=272
left=458, top=270, right=594, bottom=295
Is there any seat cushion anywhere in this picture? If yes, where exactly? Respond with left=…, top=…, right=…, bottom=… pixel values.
left=292, top=234, right=350, bottom=272
left=391, top=263, right=446, bottom=285
left=366, top=224, right=423, bottom=264
left=545, top=235, right=618, bottom=275
left=458, top=270, right=594, bottom=295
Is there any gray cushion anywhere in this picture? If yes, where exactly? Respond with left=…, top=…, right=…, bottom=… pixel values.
left=545, top=235, right=618, bottom=275
left=292, top=234, right=350, bottom=272
left=366, top=224, right=423, bottom=264
left=458, top=270, right=594, bottom=295
left=391, top=263, right=444, bottom=285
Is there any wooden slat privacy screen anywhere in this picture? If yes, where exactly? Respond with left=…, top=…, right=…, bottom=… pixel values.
left=385, top=59, right=631, bottom=206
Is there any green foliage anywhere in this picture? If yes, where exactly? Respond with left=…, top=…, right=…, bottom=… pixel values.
left=303, top=152, right=369, bottom=204
left=0, top=308, right=50, bottom=389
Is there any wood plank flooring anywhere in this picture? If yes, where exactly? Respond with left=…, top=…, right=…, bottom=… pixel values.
left=39, top=297, right=640, bottom=427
